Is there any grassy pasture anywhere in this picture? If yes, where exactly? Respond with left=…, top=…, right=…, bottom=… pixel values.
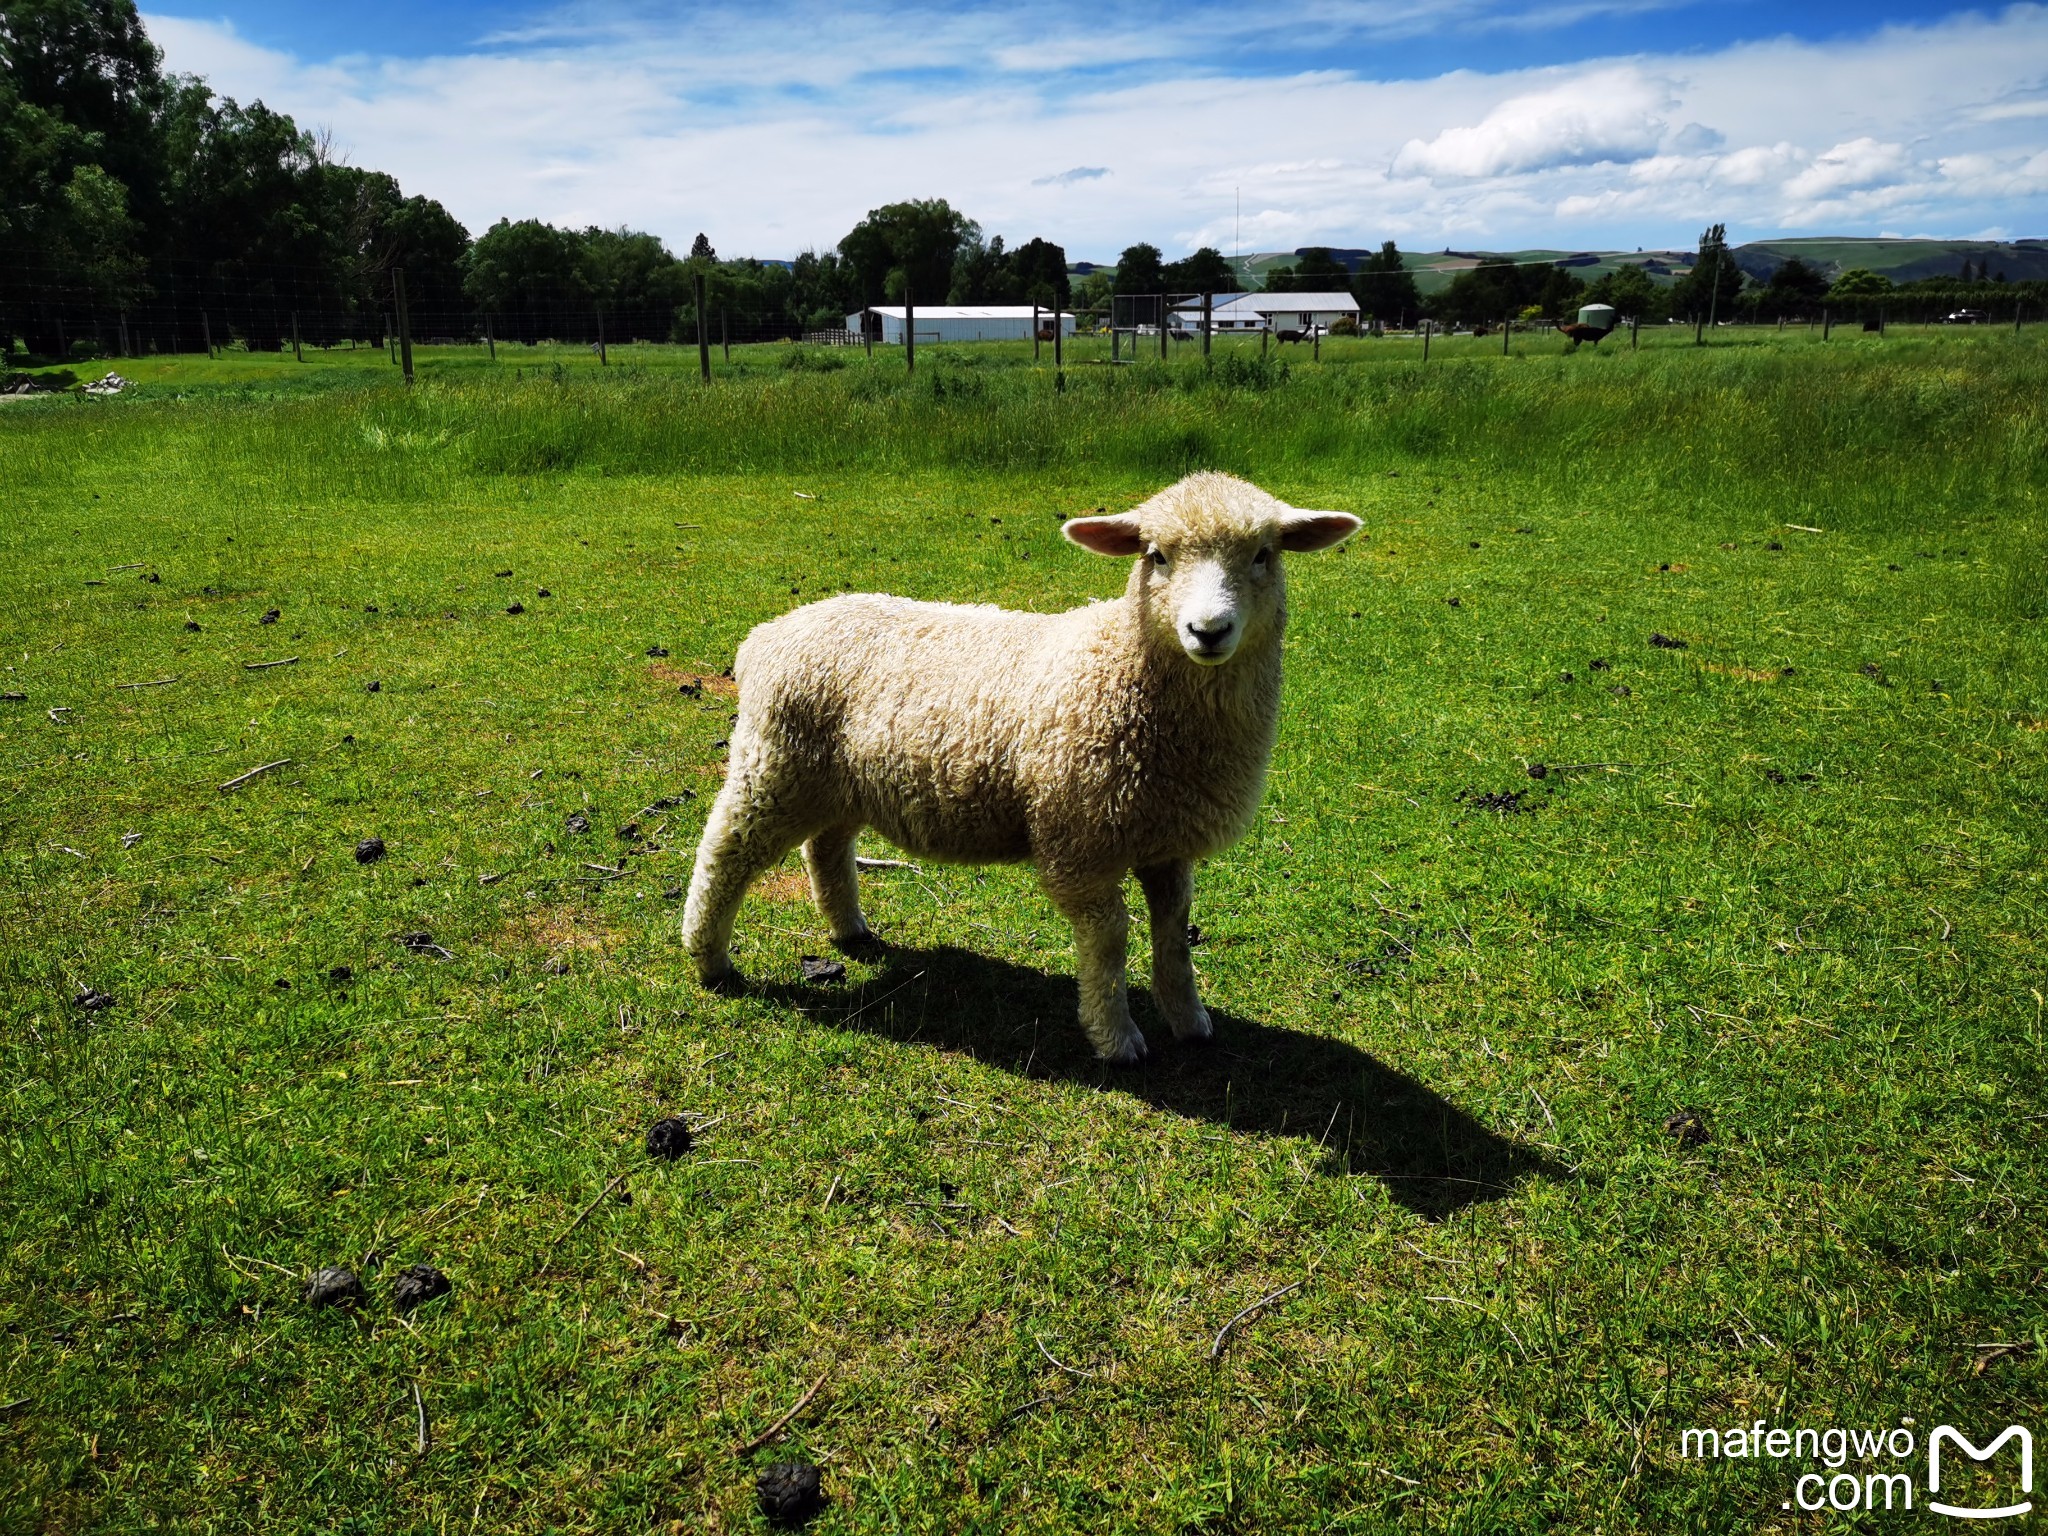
left=3, top=331, right=2045, bottom=1532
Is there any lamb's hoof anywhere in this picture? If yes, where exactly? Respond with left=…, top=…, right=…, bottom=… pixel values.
left=693, top=953, right=742, bottom=992
left=1094, top=1026, right=1149, bottom=1066
left=1158, top=997, right=1213, bottom=1043
left=831, top=925, right=881, bottom=954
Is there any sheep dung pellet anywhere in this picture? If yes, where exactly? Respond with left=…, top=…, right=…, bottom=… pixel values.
left=505, top=602, right=524, bottom=615
left=756, top=1462, right=824, bottom=1527
left=72, top=988, right=115, bottom=1012
left=364, top=680, right=381, bottom=693
left=1665, top=1109, right=1711, bottom=1147
left=645, top=1117, right=694, bottom=1160
left=259, top=608, right=279, bottom=624
left=327, top=965, right=353, bottom=983
left=564, top=812, right=590, bottom=835
left=184, top=620, right=201, bottom=632
left=390, top=1263, right=451, bottom=1312
left=354, top=837, right=386, bottom=864
left=305, top=1267, right=363, bottom=1307
left=799, top=956, right=846, bottom=984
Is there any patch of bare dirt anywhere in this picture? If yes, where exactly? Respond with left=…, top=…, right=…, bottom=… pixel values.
left=1706, top=663, right=1783, bottom=683
left=501, top=907, right=627, bottom=954
left=755, top=865, right=810, bottom=903
left=649, top=661, right=737, bottom=699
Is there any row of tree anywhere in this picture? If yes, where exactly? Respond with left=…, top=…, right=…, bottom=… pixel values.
left=5, top=4, right=2038, bottom=359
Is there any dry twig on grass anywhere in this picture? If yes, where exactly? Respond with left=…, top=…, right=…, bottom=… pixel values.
left=733, top=1369, right=830, bottom=1456
left=1209, top=1281, right=1303, bottom=1361
left=548, top=1174, right=626, bottom=1247
left=219, top=759, right=291, bottom=792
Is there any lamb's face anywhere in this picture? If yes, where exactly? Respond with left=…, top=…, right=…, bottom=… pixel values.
left=1141, top=526, right=1278, bottom=666
left=1064, top=474, right=1362, bottom=669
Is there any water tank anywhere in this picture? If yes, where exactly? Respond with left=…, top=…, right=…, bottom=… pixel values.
left=1577, top=303, right=1619, bottom=333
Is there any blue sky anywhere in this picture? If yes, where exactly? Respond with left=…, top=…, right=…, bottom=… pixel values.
left=141, top=1, right=2048, bottom=259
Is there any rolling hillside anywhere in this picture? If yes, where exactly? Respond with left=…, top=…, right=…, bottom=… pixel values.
left=1219, top=237, right=2047, bottom=292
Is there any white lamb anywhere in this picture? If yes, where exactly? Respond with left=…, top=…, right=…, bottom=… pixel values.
left=681, top=471, right=1360, bottom=1063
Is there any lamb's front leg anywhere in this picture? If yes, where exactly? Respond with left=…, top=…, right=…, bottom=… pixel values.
left=1041, top=870, right=1146, bottom=1064
left=1137, top=860, right=1211, bottom=1042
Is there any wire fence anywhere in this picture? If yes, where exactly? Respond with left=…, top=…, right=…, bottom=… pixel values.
left=4, top=261, right=2036, bottom=372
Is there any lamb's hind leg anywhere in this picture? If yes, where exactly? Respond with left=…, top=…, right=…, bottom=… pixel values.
left=803, top=824, right=870, bottom=944
left=1041, top=869, right=1145, bottom=1065
left=1137, top=859, right=1211, bottom=1042
left=682, top=771, right=811, bottom=984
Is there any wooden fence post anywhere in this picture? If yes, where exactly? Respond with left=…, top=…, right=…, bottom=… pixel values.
left=1503, top=312, right=1511, bottom=356
left=1422, top=322, right=1430, bottom=363
left=1159, top=294, right=1168, bottom=360
left=695, top=274, right=711, bottom=382
left=2018, top=300, right=2025, bottom=335
left=1201, top=292, right=1212, bottom=358
left=394, top=268, right=415, bottom=383
left=721, top=308, right=729, bottom=362
left=595, top=305, right=607, bottom=366
left=486, top=314, right=495, bottom=361
left=291, top=311, right=302, bottom=362
left=1822, top=307, right=1831, bottom=340
left=202, top=310, right=213, bottom=359
left=1053, top=303, right=1064, bottom=389
left=1630, top=314, right=1640, bottom=350
left=905, top=286, right=915, bottom=376
left=864, top=310, right=872, bottom=359
left=1033, top=303, right=1040, bottom=361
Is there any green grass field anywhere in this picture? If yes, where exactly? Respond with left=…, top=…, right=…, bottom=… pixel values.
left=4, top=330, right=2045, bottom=1532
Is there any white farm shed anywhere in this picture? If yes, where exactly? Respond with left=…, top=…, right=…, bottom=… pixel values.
left=1172, top=292, right=1361, bottom=333
left=851, top=306, right=1080, bottom=344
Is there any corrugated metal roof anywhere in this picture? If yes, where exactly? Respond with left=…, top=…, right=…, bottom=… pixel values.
left=860, top=305, right=1066, bottom=319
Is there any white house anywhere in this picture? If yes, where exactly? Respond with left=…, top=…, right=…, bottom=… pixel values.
left=1170, top=292, right=1361, bottom=333
left=849, top=306, right=1080, bottom=344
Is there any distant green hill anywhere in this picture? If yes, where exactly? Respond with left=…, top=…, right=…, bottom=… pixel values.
left=1217, top=237, right=2047, bottom=292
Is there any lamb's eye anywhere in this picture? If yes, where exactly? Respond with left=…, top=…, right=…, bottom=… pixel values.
left=1253, top=547, right=1272, bottom=567
left=1149, top=548, right=1168, bottom=567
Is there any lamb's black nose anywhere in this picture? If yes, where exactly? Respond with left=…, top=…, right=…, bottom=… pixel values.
left=1186, top=618, right=1235, bottom=648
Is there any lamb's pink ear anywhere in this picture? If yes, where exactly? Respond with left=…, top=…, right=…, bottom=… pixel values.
left=1277, top=508, right=1362, bottom=551
left=1063, top=514, right=1147, bottom=557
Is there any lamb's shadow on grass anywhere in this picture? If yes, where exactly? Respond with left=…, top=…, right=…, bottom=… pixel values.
left=766, top=942, right=1564, bottom=1220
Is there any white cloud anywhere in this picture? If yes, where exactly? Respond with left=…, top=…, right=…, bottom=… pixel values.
left=1783, top=138, right=1912, bottom=200
left=140, top=5, right=2048, bottom=257
left=1392, top=67, right=1671, bottom=178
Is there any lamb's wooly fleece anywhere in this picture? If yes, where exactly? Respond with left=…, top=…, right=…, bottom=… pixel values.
left=681, top=471, right=1361, bottom=1062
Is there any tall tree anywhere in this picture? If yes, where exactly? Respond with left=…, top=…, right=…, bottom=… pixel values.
left=1764, top=256, right=1828, bottom=305
left=1162, top=246, right=1236, bottom=294
left=1007, top=236, right=1069, bottom=307
left=1585, top=262, right=1663, bottom=321
left=1351, top=242, right=1420, bottom=326
left=1266, top=247, right=1349, bottom=293
left=1672, top=222, right=1744, bottom=319
left=463, top=219, right=587, bottom=342
left=1112, top=242, right=1165, bottom=295
left=837, top=198, right=978, bottom=306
